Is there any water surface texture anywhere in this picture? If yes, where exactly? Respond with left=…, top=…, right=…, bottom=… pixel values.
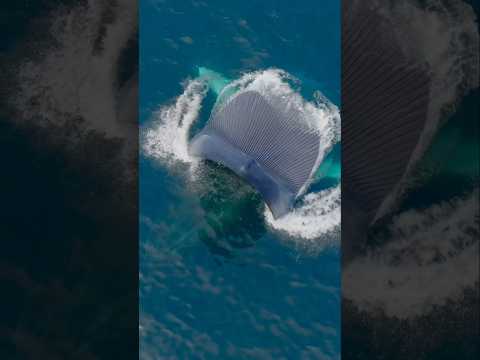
left=140, top=1, right=341, bottom=358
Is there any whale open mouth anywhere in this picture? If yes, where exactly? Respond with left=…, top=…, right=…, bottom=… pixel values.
left=189, top=90, right=322, bottom=219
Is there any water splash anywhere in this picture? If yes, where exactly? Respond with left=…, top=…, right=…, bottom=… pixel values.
left=344, top=188, right=479, bottom=318
left=142, top=79, right=208, bottom=168
left=142, top=67, right=341, bottom=247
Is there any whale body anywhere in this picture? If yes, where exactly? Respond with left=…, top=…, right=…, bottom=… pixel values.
left=189, top=90, right=321, bottom=219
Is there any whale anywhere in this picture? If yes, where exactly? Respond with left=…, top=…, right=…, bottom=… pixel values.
left=189, top=90, right=322, bottom=219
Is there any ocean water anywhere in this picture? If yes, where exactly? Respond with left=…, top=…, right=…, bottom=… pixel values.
left=139, top=0, right=341, bottom=358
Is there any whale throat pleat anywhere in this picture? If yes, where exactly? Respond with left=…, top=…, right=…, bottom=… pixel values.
left=189, top=90, right=321, bottom=218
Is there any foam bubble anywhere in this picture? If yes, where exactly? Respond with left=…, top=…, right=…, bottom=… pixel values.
left=265, top=185, right=340, bottom=244
left=142, top=79, right=208, bottom=168
left=143, top=68, right=341, bottom=247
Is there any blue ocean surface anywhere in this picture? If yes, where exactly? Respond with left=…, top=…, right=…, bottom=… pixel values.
left=140, top=1, right=341, bottom=358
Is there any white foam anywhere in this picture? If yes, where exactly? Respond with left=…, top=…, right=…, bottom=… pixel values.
left=142, top=79, right=208, bottom=168
left=265, top=185, right=341, bottom=244
left=344, top=189, right=479, bottom=318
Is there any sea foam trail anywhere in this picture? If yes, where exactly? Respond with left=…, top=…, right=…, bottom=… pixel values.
left=142, top=68, right=341, bottom=244
left=142, top=79, right=208, bottom=168
left=219, top=70, right=340, bottom=242
left=344, top=188, right=479, bottom=318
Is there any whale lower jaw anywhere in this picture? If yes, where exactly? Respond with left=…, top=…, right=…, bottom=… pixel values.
left=189, top=132, right=295, bottom=219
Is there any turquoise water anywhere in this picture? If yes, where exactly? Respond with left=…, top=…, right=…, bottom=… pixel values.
left=140, top=1, right=340, bottom=358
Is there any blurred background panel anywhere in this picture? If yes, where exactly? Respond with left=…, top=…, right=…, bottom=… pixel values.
left=0, top=1, right=139, bottom=358
left=342, top=0, right=479, bottom=359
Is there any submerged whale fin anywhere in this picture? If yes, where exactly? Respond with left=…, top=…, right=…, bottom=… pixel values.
left=189, top=90, right=321, bottom=219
